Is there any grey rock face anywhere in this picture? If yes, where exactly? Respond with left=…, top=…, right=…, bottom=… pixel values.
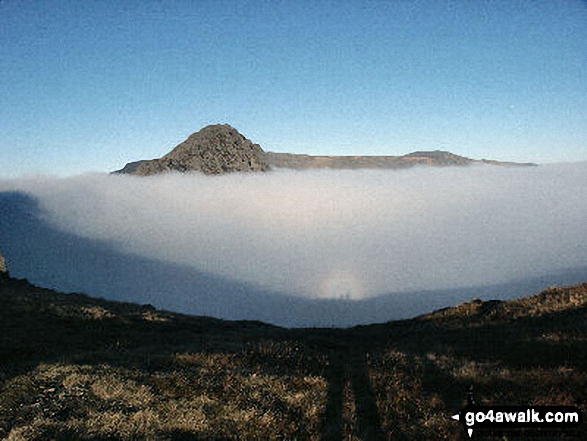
left=116, top=124, right=269, bottom=176
left=0, top=251, right=8, bottom=277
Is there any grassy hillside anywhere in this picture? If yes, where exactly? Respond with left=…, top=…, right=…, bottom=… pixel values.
left=1, top=273, right=585, bottom=439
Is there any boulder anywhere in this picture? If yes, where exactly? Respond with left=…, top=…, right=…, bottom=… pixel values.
left=0, top=251, right=8, bottom=277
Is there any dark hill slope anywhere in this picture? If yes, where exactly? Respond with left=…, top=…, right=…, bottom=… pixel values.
left=1, top=269, right=585, bottom=439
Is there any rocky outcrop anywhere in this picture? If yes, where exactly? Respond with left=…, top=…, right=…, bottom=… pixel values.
left=115, top=124, right=270, bottom=176
left=0, top=250, right=8, bottom=277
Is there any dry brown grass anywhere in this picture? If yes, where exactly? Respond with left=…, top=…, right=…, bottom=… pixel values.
left=341, top=378, right=359, bottom=440
left=1, top=354, right=327, bottom=440
left=1, top=275, right=586, bottom=439
left=367, top=350, right=460, bottom=440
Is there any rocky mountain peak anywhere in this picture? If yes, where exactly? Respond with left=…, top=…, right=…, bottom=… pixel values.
left=116, top=124, right=269, bottom=176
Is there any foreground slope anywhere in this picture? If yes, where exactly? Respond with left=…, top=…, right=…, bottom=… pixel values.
left=1, top=272, right=585, bottom=439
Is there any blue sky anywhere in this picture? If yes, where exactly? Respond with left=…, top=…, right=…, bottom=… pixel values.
left=1, top=0, right=586, bottom=176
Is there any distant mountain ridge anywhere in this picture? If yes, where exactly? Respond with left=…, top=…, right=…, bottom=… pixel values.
left=114, top=124, right=536, bottom=175
left=266, top=150, right=536, bottom=169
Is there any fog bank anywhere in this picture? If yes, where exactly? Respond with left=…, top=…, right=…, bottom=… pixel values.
left=1, top=163, right=586, bottom=325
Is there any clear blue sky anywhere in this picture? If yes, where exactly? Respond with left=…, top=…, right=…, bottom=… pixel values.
left=1, top=0, right=586, bottom=176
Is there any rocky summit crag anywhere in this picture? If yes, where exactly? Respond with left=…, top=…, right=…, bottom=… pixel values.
left=116, top=124, right=270, bottom=175
left=115, top=124, right=536, bottom=176
left=0, top=250, right=8, bottom=277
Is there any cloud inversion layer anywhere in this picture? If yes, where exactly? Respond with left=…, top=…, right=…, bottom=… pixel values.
left=2, top=164, right=586, bottom=305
